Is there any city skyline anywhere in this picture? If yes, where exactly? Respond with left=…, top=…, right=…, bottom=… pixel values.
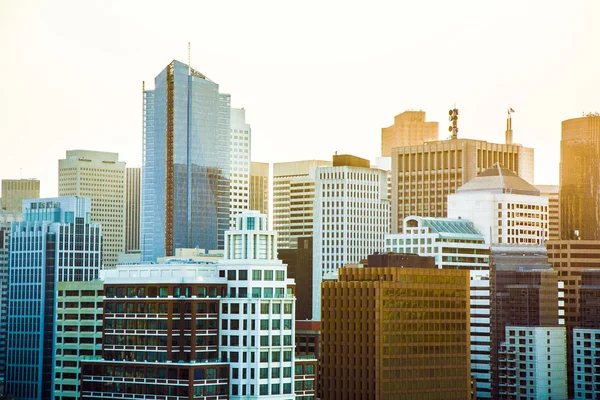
left=2, top=1, right=600, bottom=197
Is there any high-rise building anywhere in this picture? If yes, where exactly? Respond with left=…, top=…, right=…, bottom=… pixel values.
left=125, top=167, right=141, bottom=253
left=141, top=60, right=231, bottom=262
left=391, top=138, right=534, bottom=233
left=536, top=184, right=559, bottom=240
left=5, top=197, right=102, bottom=400
left=229, top=108, right=251, bottom=226
left=273, top=160, right=331, bottom=249
left=54, top=280, right=103, bottom=400
left=58, top=150, right=125, bottom=268
left=381, top=110, right=439, bottom=157
left=447, top=164, right=548, bottom=245
left=312, top=154, right=390, bottom=320
left=573, top=328, right=600, bottom=399
left=498, top=326, right=567, bottom=400
left=278, top=236, right=313, bottom=321
left=250, top=162, right=269, bottom=216
left=320, top=255, right=471, bottom=399
left=385, top=216, right=492, bottom=398
left=1, top=179, right=40, bottom=212
left=559, top=115, right=600, bottom=240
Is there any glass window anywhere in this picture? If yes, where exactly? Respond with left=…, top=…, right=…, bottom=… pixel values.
left=264, top=270, right=273, bottom=281
left=239, top=270, right=248, bottom=280
left=275, top=270, right=285, bottom=281
left=252, top=270, right=262, bottom=280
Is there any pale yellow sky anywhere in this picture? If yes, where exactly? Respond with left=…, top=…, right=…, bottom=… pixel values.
left=1, top=0, right=599, bottom=197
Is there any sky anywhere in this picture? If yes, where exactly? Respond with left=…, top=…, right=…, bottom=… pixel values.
left=1, top=0, right=599, bottom=197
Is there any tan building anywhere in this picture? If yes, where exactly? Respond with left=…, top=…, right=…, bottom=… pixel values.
left=125, top=167, right=141, bottom=253
left=250, top=162, right=269, bottom=216
left=1, top=179, right=40, bottom=212
left=320, top=254, right=471, bottom=400
left=391, top=138, right=534, bottom=233
left=560, top=115, right=600, bottom=240
left=536, top=184, right=559, bottom=240
left=381, top=110, right=439, bottom=157
left=273, top=160, right=331, bottom=249
left=58, top=150, right=126, bottom=268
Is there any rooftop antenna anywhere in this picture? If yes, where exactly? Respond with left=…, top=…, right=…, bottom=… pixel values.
left=448, top=105, right=459, bottom=139
left=506, top=108, right=515, bottom=145
left=188, top=42, right=191, bottom=68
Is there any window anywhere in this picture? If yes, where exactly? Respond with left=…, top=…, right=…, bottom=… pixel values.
left=252, top=270, right=262, bottom=280
left=260, top=351, right=268, bottom=362
left=276, top=270, right=285, bottom=281
left=264, top=270, right=273, bottom=281
left=261, top=304, right=269, bottom=314
left=239, top=270, right=248, bottom=280
left=227, top=270, right=236, bottom=281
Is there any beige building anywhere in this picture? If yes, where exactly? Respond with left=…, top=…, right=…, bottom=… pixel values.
left=1, top=179, right=40, bottom=212
left=58, top=150, right=126, bottom=268
left=250, top=162, right=269, bottom=216
left=125, top=167, right=141, bottom=253
left=273, top=159, right=332, bottom=249
left=229, top=108, right=251, bottom=226
left=391, top=138, right=534, bottom=233
left=536, top=184, right=559, bottom=240
left=381, top=110, right=439, bottom=157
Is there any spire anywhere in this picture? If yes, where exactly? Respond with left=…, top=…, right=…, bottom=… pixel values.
left=506, top=108, right=514, bottom=144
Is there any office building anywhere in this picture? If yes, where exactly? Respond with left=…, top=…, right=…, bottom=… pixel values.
left=278, top=236, right=313, bottom=321
left=381, top=110, right=439, bottom=157
left=59, top=150, right=125, bottom=268
left=320, top=255, right=471, bottom=399
left=250, top=162, right=269, bottom=216
left=536, top=184, right=559, bottom=241
left=312, top=154, right=390, bottom=320
left=5, top=197, right=102, bottom=400
left=498, top=326, right=567, bottom=400
left=273, top=160, right=331, bottom=249
left=386, top=216, right=492, bottom=398
left=1, top=179, right=40, bottom=212
left=489, top=245, right=559, bottom=399
left=448, top=163, right=548, bottom=245
left=54, top=280, right=103, bottom=400
left=573, top=328, right=600, bottom=399
left=230, top=108, right=251, bottom=226
left=141, top=60, right=231, bottom=262
left=391, top=138, right=534, bottom=233
left=125, top=167, right=141, bottom=253
left=560, top=114, right=600, bottom=240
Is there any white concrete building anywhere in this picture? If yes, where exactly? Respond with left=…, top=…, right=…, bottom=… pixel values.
left=229, top=108, right=251, bottom=227
left=573, top=328, right=600, bottom=399
left=385, top=216, right=492, bottom=398
left=448, top=163, right=548, bottom=246
left=498, top=326, right=567, bottom=400
left=312, top=155, right=389, bottom=320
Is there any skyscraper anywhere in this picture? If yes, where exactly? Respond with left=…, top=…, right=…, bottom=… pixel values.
left=1, top=179, right=40, bottom=212
left=5, top=197, right=102, bottom=400
left=381, top=110, right=439, bottom=157
left=125, top=167, right=141, bottom=253
left=141, top=60, right=231, bottom=261
left=559, top=114, right=600, bottom=240
left=58, top=150, right=125, bottom=268
left=229, top=108, right=251, bottom=226
left=250, top=162, right=269, bottom=216
left=536, top=184, right=559, bottom=240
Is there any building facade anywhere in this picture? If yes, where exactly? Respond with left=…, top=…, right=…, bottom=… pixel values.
left=381, top=110, right=439, bottom=157
left=391, top=138, right=534, bottom=233
left=141, top=60, right=231, bottom=262
left=59, top=150, right=125, bottom=268
left=573, top=328, right=600, bottom=399
left=278, top=236, right=313, bottom=321
left=536, top=184, right=559, bottom=241
left=250, top=162, right=269, bottom=216
left=125, top=167, right=141, bottom=253
left=312, top=155, right=390, bottom=320
left=1, top=179, right=40, bottom=212
left=320, top=259, right=471, bottom=399
left=273, top=160, right=331, bottom=249
left=5, top=197, right=102, bottom=400
left=229, top=108, right=251, bottom=226
left=560, top=115, right=600, bottom=240
left=447, top=164, right=548, bottom=245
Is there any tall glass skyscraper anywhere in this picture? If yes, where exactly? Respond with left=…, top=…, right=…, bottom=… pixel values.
left=5, top=197, right=102, bottom=400
left=141, top=60, right=231, bottom=262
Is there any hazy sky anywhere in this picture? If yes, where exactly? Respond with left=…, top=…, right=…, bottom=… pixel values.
left=1, top=0, right=599, bottom=197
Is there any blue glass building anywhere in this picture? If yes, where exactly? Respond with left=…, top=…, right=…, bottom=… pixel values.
left=5, top=197, right=102, bottom=400
left=141, top=60, right=231, bottom=262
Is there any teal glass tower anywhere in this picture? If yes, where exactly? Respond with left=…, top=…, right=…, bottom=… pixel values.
left=141, top=60, right=231, bottom=262
left=5, top=197, right=102, bottom=400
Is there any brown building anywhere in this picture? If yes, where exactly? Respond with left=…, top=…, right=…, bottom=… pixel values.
left=250, top=162, right=269, bottom=216
left=295, top=320, right=321, bottom=358
left=560, top=115, right=600, bottom=240
left=1, top=178, right=40, bottom=212
left=381, top=111, right=439, bottom=157
left=580, top=269, right=600, bottom=327
left=545, top=239, right=600, bottom=397
left=278, top=236, right=313, bottom=320
left=320, top=255, right=471, bottom=400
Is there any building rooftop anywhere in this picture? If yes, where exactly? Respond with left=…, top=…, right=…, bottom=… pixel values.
left=404, top=216, right=484, bottom=240
left=457, top=163, right=539, bottom=196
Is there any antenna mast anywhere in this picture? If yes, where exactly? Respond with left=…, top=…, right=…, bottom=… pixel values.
left=188, top=42, right=191, bottom=68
